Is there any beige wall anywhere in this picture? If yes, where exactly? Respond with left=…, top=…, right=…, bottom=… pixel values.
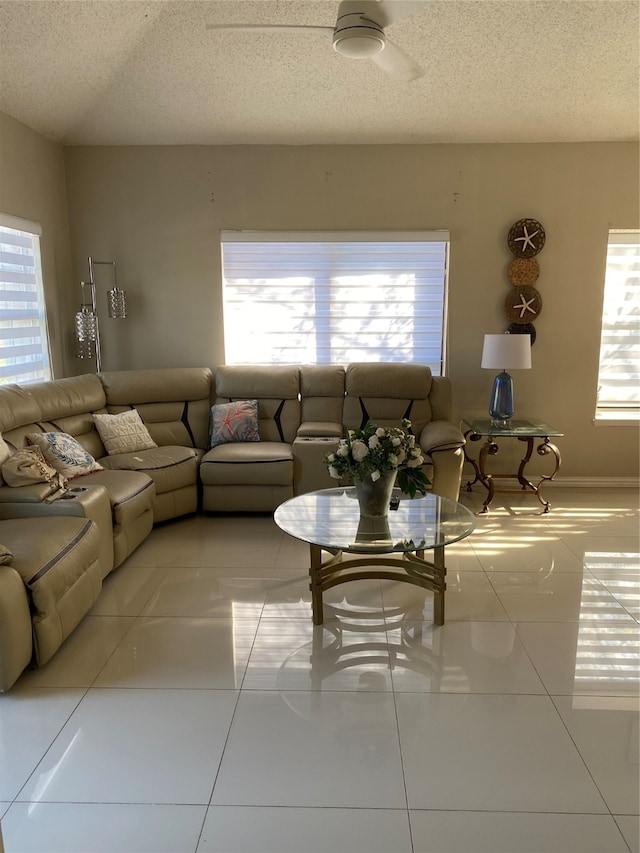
left=62, top=142, right=638, bottom=480
left=1, top=126, right=636, bottom=480
left=0, top=112, right=73, bottom=377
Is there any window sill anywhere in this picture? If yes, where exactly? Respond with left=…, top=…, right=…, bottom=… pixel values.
left=593, top=415, right=640, bottom=426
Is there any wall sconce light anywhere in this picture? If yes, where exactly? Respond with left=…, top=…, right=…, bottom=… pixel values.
left=74, top=257, right=126, bottom=371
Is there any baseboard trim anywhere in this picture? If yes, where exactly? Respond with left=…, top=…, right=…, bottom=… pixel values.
left=553, top=477, right=639, bottom=489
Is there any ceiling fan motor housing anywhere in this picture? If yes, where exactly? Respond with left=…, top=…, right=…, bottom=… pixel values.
left=332, top=12, right=385, bottom=58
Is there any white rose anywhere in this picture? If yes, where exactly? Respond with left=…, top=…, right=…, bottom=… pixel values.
left=375, top=428, right=386, bottom=438
left=391, top=436, right=401, bottom=446
left=337, top=445, right=349, bottom=457
left=326, top=453, right=335, bottom=462
left=351, top=440, right=369, bottom=462
left=328, top=465, right=341, bottom=479
left=407, top=455, right=423, bottom=468
left=368, top=435, right=379, bottom=449
left=388, top=453, right=398, bottom=467
left=396, top=449, right=407, bottom=464
left=371, top=469, right=381, bottom=482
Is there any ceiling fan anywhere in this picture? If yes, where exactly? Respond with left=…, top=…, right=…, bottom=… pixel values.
left=206, top=1, right=425, bottom=82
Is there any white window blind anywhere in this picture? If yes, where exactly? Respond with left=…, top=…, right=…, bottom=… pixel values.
left=595, top=229, right=640, bottom=420
left=221, top=231, right=449, bottom=374
left=0, top=213, right=51, bottom=384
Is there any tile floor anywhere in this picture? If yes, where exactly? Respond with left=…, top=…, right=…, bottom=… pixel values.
left=0, top=486, right=638, bottom=853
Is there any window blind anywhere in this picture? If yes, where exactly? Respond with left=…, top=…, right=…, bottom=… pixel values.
left=221, top=231, right=449, bottom=374
left=0, top=213, right=51, bottom=384
left=595, top=230, right=640, bottom=419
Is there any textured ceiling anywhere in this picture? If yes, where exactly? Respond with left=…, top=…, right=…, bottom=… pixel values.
left=0, top=0, right=638, bottom=146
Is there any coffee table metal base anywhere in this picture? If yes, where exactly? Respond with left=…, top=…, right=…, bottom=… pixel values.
left=309, top=543, right=446, bottom=626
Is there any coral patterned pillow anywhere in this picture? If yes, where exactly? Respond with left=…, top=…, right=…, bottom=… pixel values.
left=209, top=400, right=261, bottom=449
left=26, top=432, right=104, bottom=480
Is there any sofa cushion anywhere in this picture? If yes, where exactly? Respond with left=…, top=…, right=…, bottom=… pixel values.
left=93, top=410, right=158, bottom=455
left=209, top=399, right=260, bottom=448
left=26, top=432, right=104, bottom=480
left=201, top=442, right=293, bottom=487
left=100, top=446, right=199, bottom=496
left=78, top=469, right=155, bottom=526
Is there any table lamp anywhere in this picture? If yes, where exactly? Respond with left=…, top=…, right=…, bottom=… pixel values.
left=481, top=333, right=531, bottom=426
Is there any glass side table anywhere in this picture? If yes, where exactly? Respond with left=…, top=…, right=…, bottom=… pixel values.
left=462, top=418, right=564, bottom=514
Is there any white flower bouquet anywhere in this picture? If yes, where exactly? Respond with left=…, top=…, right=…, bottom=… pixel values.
left=324, top=419, right=430, bottom=498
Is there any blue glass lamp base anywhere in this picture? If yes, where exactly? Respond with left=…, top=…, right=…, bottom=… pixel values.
left=489, top=371, right=514, bottom=426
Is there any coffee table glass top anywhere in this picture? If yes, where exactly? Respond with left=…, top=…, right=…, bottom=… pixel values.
left=463, top=418, right=564, bottom=438
left=274, top=488, right=476, bottom=555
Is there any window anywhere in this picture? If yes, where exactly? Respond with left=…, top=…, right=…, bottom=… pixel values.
left=221, top=231, right=449, bottom=374
left=0, top=214, right=51, bottom=384
left=595, top=229, right=640, bottom=420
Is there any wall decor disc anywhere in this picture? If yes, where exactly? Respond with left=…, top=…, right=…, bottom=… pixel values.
left=505, top=285, right=543, bottom=323
left=507, top=218, right=546, bottom=257
left=507, top=322, right=537, bottom=344
left=508, top=257, right=540, bottom=285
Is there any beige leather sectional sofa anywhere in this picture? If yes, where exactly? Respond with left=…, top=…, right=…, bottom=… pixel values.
left=0, top=362, right=465, bottom=691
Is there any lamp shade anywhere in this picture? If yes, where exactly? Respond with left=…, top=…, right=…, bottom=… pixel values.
left=481, top=334, right=531, bottom=370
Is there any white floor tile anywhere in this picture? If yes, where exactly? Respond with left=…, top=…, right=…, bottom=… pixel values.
left=93, top=617, right=258, bottom=688
left=387, top=620, right=546, bottom=693
left=409, top=810, right=630, bottom=853
left=3, top=489, right=637, bottom=853
left=614, top=814, right=640, bottom=853
left=488, top=571, right=636, bottom=622
left=473, top=534, right=586, bottom=573
left=16, top=688, right=238, bottom=805
left=89, top=564, right=167, bottom=616
left=0, top=688, right=84, bottom=801
left=198, top=806, right=412, bottom=853
left=516, top=621, right=640, bottom=696
left=1, top=802, right=207, bottom=853
left=141, top=568, right=268, bottom=618
left=381, top=572, right=510, bottom=622
left=243, top=619, right=394, bottom=692
left=15, top=616, right=135, bottom=689
left=396, top=693, right=607, bottom=812
left=552, top=694, right=640, bottom=815
left=211, top=691, right=406, bottom=808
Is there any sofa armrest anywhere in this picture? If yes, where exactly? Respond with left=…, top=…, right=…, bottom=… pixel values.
left=0, top=483, right=56, bottom=504
left=419, top=420, right=465, bottom=457
left=296, top=421, right=343, bottom=439
left=0, top=563, right=33, bottom=692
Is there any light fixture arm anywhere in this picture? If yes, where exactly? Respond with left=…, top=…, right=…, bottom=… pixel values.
left=74, top=256, right=127, bottom=372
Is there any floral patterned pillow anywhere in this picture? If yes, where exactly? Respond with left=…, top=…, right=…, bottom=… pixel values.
left=26, top=432, right=104, bottom=480
left=209, top=400, right=261, bottom=449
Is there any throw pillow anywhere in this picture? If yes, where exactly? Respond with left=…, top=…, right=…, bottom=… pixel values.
left=0, top=432, right=12, bottom=486
left=93, top=409, right=158, bottom=456
left=26, top=432, right=104, bottom=480
left=209, top=399, right=261, bottom=449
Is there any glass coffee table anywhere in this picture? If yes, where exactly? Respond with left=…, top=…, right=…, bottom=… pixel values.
left=274, top=488, right=476, bottom=626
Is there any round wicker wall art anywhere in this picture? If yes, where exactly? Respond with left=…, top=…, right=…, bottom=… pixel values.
left=508, top=257, right=540, bottom=286
left=507, top=219, right=546, bottom=257
left=505, top=285, right=542, bottom=323
left=506, top=322, right=537, bottom=344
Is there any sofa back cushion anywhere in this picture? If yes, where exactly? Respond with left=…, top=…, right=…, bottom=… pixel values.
left=0, top=375, right=107, bottom=460
left=99, top=368, right=213, bottom=450
left=215, top=366, right=301, bottom=444
left=343, top=362, right=433, bottom=435
left=300, top=365, right=345, bottom=426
